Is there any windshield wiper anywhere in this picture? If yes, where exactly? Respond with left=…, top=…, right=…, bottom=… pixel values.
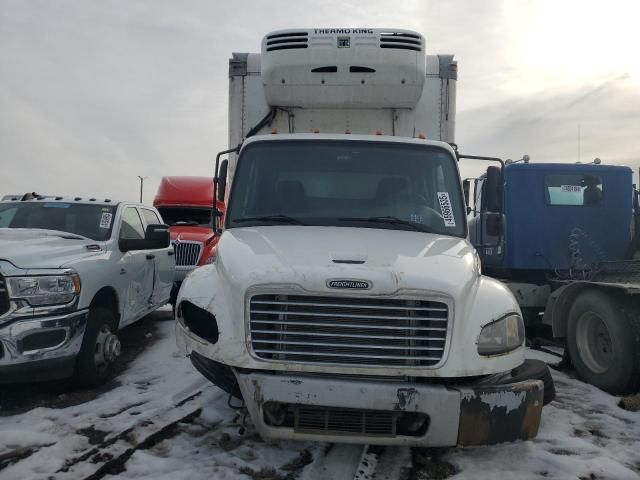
left=338, top=216, right=433, bottom=233
left=232, top=215, right=306, bottom=225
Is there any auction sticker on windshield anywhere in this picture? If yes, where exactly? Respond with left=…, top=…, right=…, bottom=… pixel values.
left=99, top=212, right=113, bottom=229
left=437, top=192, right=456, bottom=227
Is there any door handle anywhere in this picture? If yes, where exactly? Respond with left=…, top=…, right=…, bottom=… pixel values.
left=168, top=251, right=175, bottom=256
left=120, top=267, right=126, bottom=275
left=146, top=254, right=155, bottom=260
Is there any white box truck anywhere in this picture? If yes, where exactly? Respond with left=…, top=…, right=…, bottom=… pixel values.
left=175, top=28, right=554, bottom=446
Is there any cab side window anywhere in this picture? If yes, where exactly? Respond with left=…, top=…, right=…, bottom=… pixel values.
left=545, top=174, right=603, bottom=206
left=119, top=207, right=145, bottom=239
left=141, top=208, right=161, bottom=226
left=0, top=207, right=17, bottom=227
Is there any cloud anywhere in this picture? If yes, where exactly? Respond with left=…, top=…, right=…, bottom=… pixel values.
left=0, top=0, right=638, bottom=201
left=457, top=75, right=640, bottom=179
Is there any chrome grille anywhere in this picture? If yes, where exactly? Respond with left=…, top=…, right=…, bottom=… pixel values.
left=0, top=274, right=9, bottom=316
left=249, top=294, right=449, bottom=367
left=172, top=241, right=203, bottom=266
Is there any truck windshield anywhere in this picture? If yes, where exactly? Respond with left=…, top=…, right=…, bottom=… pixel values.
left=0, top=202, right=117, bottom=241
left=227, top=140, right=466, bottom=237
left=156, top=207, right=212, bottom=227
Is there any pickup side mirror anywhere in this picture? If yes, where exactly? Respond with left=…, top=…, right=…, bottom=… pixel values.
left=217, top=159, right=228, bottom=203
left=144, top=223, right=170, bottom=249
left=484, top=166, right=502, bottom=213
left=119, top=224, right=170, bottom=252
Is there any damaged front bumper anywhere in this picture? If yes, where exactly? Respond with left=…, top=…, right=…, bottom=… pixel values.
left=235, top=370, right=543, bottom=447
left=0, top=309, right=88, bottom=383
left=191, top=352, right=544, bottom=447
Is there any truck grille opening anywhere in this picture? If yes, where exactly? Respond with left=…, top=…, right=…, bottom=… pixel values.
left=263, top=402, right=429, bottom=437
left=172, top=241, right=203, bottom=266
left=266, top=32, right=309, bottom=51
left=379, top=31, right=423, bottom=51
left=0, top=274, right=9, bottom=316
left=249, top=294, right=449, bottom=367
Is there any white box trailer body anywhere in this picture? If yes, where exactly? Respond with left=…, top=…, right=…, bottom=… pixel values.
left=228, top=28, right=456, bottom=180
left=175, top=28, right=553, bottom=447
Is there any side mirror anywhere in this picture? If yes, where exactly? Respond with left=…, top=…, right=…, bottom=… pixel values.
left=119, top=224, right=170, bottom=252
left=485, top=212, right=503, bottom=237
left=484, top=166, right=502, bottom=213
left=217, top=159, right=228, bottom=203
left=462, top=179, right=470, bottom=208
left=144, top=223, right=170, bottom=249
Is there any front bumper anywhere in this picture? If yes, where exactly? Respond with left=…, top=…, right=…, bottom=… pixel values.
left=233, top=367, right=544, bottom=447
left=0, top=309, right=89, bottom=383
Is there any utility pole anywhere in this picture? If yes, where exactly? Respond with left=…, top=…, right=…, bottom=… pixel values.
left=578, top=123, right=581, bottom=163
left=137, top=176, right=147, bottom=203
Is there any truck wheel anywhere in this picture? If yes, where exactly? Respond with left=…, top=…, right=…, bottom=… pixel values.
left=73, top=308, right=121, bottom=387
left=567, top=289, right=640, bottom=394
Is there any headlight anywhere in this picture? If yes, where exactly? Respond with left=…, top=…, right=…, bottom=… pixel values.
left=205, top=254, right=216, bottom=264
left=7, top=274, right=81, bottom=306
left=477, top=313, right=524, bottom=356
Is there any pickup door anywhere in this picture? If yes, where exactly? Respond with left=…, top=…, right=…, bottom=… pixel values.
left=140, top=207, right=175, bottom=305
left=117, top=206, right=155, bottom=326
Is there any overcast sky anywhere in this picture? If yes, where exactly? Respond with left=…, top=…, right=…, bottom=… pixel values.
left=1, top=0, right=638, bottom=202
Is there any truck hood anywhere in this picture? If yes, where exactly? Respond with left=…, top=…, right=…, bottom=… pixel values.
left=169, top=226, right=215, bottom=243
left=0, top=229, right=99, bottom=269
left=216, top=226, right=479, bottom=298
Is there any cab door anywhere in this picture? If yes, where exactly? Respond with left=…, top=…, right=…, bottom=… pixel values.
left=117, top=207, right=154, bottom=325
left=140, top=207, right=175, bottom=305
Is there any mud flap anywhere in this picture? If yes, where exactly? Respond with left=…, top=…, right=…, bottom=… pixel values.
left=457, top=379, right=543, bottom=446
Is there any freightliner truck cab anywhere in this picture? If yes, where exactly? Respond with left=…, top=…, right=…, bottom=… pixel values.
left=175, top=28, right=555, bottom=446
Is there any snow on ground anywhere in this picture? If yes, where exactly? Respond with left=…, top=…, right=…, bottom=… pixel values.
left=442, top=350, right=640, bottom=480
left=0, top=316, right=204, bottom=480
left=0, top=315, right=638, bottom=480
left=107, top=389, right=312, bottom=480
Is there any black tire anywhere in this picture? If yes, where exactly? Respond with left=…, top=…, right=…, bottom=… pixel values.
left=509, top=359, right=556, bottom=405
left=73, top=308, right=120, bottom=388
left=169, top=283, right=179, bottom=307
left=169, top=282, right=180, bottom=318
left=567, top=289, right=640, bottom=394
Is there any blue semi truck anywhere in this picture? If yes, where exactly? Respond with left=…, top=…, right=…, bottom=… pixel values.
left=465, top=160, right=640, bottom=394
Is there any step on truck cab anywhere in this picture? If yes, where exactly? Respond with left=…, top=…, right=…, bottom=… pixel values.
left=153, top=176, right=224, bottom=304
left=175, top=28, right=553, bottom=446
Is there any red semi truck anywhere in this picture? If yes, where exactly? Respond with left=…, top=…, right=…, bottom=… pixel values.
left=153, top=176, right=223, bottom=304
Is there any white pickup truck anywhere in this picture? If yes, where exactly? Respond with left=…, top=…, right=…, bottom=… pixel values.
left=0, top=196, right=175, bottom=386
left=176, top=28, right=554, bottom=447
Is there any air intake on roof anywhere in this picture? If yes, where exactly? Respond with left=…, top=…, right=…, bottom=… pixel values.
left=380, top=31, right=423, bottom=51
left=266, top=32, right=309, bottom=52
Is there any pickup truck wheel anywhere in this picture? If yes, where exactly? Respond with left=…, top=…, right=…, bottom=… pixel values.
left=567, top=289, right=640, bottom=394
left=73, top=308, right=121, bottom=387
